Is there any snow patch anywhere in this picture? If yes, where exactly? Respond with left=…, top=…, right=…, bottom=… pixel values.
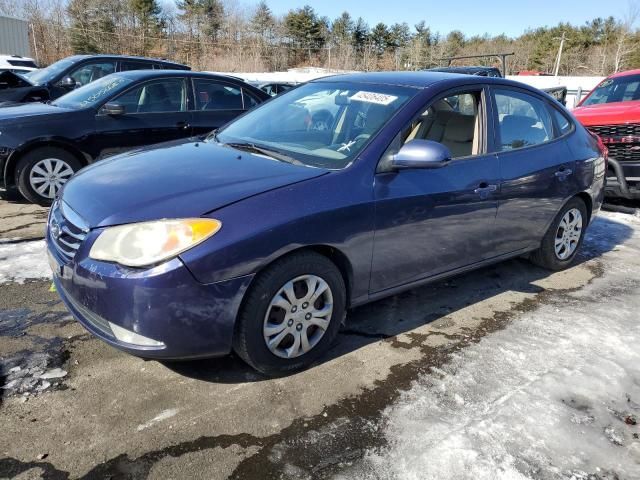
left=0, top=239, right=51, bottom=284
left=344, top=211, right=640, bottom=480
left=136, top=408, right=179, bottom=431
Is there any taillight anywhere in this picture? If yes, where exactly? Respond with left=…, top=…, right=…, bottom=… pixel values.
left=590, top=131, right=608, bottom=167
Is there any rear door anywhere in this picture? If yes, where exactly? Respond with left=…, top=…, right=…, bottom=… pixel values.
left=490, top=86, right=577, bottom=254
left=93, top=77, right=192, bottom=159
left=190, top=78, right=258, bottom=136
left=370, top=86, right=501, bottom=293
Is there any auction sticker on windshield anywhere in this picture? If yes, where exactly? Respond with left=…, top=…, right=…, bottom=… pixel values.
left=79, top=78, right=127, bottom=108
left=350, top=91, right=398, bottom=105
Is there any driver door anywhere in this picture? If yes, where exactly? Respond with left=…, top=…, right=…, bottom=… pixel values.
left=370, top=87, right=501, bottom=293
left=93, top=77, right=192, bottom=160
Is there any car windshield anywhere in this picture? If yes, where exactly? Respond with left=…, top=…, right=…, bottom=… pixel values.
left=24, top=57, right=79, bottom=85
left=214, top=81, right=415, bottom=169
left=52, top=74, right=133, bottom=110
left=582, top=74, right=640, bottom=106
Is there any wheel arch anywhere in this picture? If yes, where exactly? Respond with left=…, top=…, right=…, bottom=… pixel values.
left=4, top=140, right=90, bottom=189
left=575, top=191, right=593, bottom=224
left=247, top=244, right=355, bottom=308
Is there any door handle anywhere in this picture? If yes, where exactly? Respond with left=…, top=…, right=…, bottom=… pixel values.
left=176, top=121, right=190, bottom=130
left=554, top=168, right=573, bottom=179
left=474, top=183, right=498, bottom=194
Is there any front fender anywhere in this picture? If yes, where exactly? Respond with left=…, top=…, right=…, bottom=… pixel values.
left=179, top=168, right=376, bottom=304
left=3, top=137, right=91, bottom=189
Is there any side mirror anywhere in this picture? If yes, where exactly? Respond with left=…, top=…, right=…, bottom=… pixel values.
left=391, top=139, right=452, bottom=170
left=101, top=103, right=126, bottom=116
left=58, top=76, right=77, bottom=89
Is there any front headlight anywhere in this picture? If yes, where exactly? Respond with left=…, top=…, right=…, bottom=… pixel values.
left=89, top=218, right=221, bottom=267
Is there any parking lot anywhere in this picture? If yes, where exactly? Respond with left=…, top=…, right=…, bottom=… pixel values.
left=1, top=197, right=639, bottom=479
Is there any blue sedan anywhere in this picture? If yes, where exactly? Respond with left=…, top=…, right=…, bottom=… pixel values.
left=47, top=72, right=606, bottom=375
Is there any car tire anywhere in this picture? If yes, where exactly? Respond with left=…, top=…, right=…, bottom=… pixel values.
left=530, top=197, right=588, bottom=271
left=15, top=147, right=81, bottom=206
left=233, top=251, right=346, bottom=376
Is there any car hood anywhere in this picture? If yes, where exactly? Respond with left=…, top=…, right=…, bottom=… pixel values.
left=573, top=100, right=640, bottom=126
left=0, top=70, right=34, bottom=89
left=61, top=140, right=329, bottom=228
left=0, top=102, right=70, bottom=121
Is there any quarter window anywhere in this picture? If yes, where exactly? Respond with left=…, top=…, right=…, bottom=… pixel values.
left=112, top=79, right=187, bottom=113
left=494, top=89, right=553, bottom=151
left=243, top=89, right=260, bottom=109
left=193, top=79, right=244, bottom=110
left=551, top=108, right=572, bottom=137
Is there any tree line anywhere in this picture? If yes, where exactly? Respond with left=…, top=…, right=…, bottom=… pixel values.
left=1, top=0, right=639, bottom=75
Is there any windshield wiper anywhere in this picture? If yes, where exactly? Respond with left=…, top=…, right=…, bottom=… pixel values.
left=224, top=142, right=304, bottom=166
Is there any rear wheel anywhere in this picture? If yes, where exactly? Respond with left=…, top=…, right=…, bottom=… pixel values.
left=16, top=147, right=81, bottom=206
left=530, top=197, right=588, bottom=271
left=233, top=251, right=346, bottom=376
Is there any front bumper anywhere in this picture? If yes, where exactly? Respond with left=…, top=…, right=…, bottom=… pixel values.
left=606, top=158, right=640, bottom=200
left=48, top=233, right=254, bottom=360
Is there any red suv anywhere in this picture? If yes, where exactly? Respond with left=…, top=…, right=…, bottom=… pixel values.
left=573, top=69, right=640, bottom=199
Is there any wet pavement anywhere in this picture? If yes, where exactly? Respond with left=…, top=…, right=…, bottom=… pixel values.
left=0, top=199, right=638, bottom=479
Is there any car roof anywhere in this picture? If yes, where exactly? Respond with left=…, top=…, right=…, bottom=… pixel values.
left=0, top=54, right=36, bottom=61
left=311, top=71, right=524, bottom=89
left=608, top=68, right=640, bottom=79
left=113, top=69, right=253, bottom=83
left=65, top=54, right=188, bottom=67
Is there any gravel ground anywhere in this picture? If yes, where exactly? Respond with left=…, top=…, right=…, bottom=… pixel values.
left=0, top=199, right=638, bottom=479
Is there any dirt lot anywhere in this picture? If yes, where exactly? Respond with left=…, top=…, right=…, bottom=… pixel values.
left=0, top=197, right=639, bottom=479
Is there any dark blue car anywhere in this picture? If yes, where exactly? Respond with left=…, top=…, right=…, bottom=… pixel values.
left=47, top=72, right=606, bottom=375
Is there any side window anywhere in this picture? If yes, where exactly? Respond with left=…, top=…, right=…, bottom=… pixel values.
left=378, top=90, right=483, bottom=171
left=406, top=91, right=482, bottom=159
left=111, top=79, right=186, bottom=113
left=69, top=62, right=116, bottom=86
left=494, top=89, right=553, bottom=151
left=243, top=89, right=260, bottom=109
left=551, top=108, right=572, bottom=137
left=120, top=61, right=152, bottom=72
left=193, top=79, right=243, bottom=110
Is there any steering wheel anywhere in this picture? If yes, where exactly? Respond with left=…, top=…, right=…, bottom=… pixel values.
left=309, top=110, right=334, bottom=132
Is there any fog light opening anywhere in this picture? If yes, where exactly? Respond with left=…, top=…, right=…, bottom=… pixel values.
left=108, top=323, right=165, bottom=347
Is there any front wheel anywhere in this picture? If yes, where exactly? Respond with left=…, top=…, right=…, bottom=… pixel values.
left=530, top=197, right=588, bottom=271
left=15, top=147, right=81, bottom=206
left=233, top=251, right=346, bottom=376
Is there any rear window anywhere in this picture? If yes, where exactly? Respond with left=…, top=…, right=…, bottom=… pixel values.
left=7, top=59, right=37, bottom=68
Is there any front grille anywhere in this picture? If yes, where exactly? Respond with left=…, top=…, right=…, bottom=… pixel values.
left=49, top=201, right=89, bottom=263
left=588, top=124, right=640, bottom=138
left=587, top=124, right=640, bottom=163
left=604, top=143, right=640, bottom=162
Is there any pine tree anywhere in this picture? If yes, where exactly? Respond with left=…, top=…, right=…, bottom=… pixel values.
left=130, top=0, right=162, bottom=55
left=251, top=1, right=275, bottom=39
